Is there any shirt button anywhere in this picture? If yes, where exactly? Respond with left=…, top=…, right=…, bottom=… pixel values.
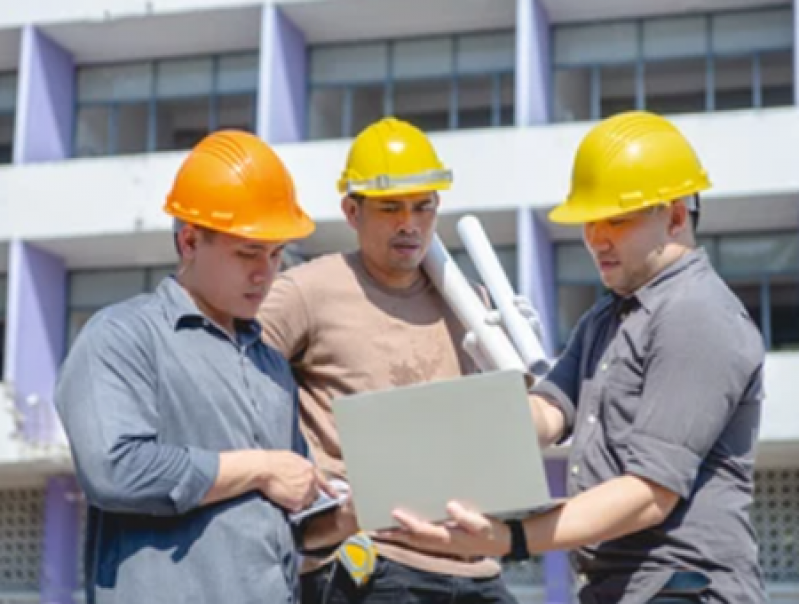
left=600, top=363, right=608, bottom=371
left=588, top=414, right=597, bottom=424
left=571, top=465, right=580, bottom=476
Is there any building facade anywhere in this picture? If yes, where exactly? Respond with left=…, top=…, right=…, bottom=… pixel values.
left=0, top=0, right=797, bottom=602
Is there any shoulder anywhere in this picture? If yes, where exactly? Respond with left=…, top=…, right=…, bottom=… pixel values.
left=280, top=253, right=350, bottom=288
left=72, top=293, right=161, bottom=355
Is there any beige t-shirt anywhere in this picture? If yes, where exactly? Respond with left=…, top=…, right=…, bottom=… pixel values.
left=258, top=252, right=500, bottom=578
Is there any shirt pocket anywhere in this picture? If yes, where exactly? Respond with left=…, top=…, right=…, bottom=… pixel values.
left=600, top=353, right=644, bottom=446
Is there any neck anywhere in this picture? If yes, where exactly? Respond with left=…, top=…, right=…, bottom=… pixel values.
left=177, top=272, right=236, bottom=338
left=358, top=252, right=423, bottom=290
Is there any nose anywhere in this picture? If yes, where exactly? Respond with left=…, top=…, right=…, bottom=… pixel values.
left=396, top=207, right=421, bottom=235
left=583, top=221, right=611, bottom=253
left=251, top=253, right=280, bottom=285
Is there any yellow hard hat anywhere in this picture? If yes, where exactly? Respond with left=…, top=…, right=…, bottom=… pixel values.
left=550, top=111, right=711, bottom=225
left=337, top=117, right=452, bottom=198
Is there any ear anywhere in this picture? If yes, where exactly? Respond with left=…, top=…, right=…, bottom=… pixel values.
left=341, top=196, right=362, bottom=231
left=177, top=224, right=200, bottom=260
left=668, top=200, right=689, bottom=237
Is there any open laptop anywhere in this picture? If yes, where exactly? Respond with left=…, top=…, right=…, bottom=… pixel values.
left=331, top=370, right=553, bottom=532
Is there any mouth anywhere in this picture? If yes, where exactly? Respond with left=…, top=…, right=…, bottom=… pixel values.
left=391, top=242, right=421, bottom=256
left=244, top=292, right=265, bottom=302
left=597, top=259, right=620, bottom=273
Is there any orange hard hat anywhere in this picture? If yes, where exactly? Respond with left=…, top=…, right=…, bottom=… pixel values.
left=164, top=130, right=315, bottom=241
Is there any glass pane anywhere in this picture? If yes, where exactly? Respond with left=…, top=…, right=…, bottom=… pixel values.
left=217, top=94, right=255, bottom=131
left=501, top=73, right=514, bottom=126
left=393, top=79, right=450, bottom=132
left=713, top=8, right=793, bottom=54
left=394, top=38, right=452, bottom=80
left=761, top=50, right=794, bottom=108
left=310, top=43, right=388, bottom=85
left=600, top=64, right=636, bottom=118
left=727, top=281, right=763, bottom=333
left=147, top=266, right=175, bottom=290
left=0, top=114, right=13, bottom=163
left=557, top=285, right=600, bottom=349
left=78, top=63, right=152, bottom=102
left=555, top=22, right=638, bottom=66
left=74, top=106, right=111, bottom=157
left=554, top=68, right=592, bottom=122
left=156, top=57, right=214, bottom=98
left=457, top=75, right=492, bottom=129
left=556, top=243, right=597, bottom=282
left=643, top=16, right=707, bottom=59
left=714, top=56, right=753, bottom=110
left=0, top=73, right=16, bottom=111
left=0, top=274, right=6, bottom=315
left=718, top=233, right=799, bottom=275
left=308, top=87, right=344, bottom=140
left=645, top=58, right=706, bottom=114
left=68, top=309, right=97, bottom=346
left=156, top=97, right=210, bottom=151
left=69, top=270, right=147, bottom=307
left=116, top=103, right=149, bottom=155
left=350, top=85, right=386, bottom=137
left=217, top=53, right=259, bottom=93
left=770, top=277, right=799, bottom=350
left=458, top=31, right=515, bottom=74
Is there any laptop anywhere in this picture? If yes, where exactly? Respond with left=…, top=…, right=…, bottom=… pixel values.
left=331, top=370, right=553, bottom=532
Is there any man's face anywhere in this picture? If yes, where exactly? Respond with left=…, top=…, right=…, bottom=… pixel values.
left=181, top=225, right=286, bottom=322
left=343, top=192, right=439, bottom=277
left=582, top=205, right=674, bottom=296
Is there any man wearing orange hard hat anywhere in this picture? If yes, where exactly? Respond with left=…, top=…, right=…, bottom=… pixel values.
left=56, top=130, right=330, bottom=604
left=381, top=112, right=766, bottom=604
left=258, top=117, right=520, bottom=604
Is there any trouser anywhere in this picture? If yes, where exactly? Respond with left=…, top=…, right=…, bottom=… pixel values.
left=301, top=557, right=519, bottom=604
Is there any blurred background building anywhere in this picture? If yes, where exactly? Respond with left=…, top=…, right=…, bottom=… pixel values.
left=0, top=0, right=796, bottom=602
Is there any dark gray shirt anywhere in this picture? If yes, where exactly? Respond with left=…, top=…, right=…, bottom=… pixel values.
left=534, top=249, right=766, bottom=604
left=56, top=277, right=306, bottom=604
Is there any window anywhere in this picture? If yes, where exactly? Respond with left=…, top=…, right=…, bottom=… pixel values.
left=308, top=31, right=515, bottom=139
left=0, top=73, right=16, bottom=164
left=450, top=245, right=518, bottom=296
left=74, top=53, right=258, bottom=157
left=553, top=7, right=793, bottom=122
left=554, top=243, right=604, bottom=349
left=554, top=235, right=799, bottom=352
left=67, top=267, right=174, bottom=345
left=707, top=232, right=799, bottom=351
left=0, top=274, right=6, bottom=378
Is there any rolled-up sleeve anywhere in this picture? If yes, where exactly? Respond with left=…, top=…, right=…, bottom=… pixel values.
left=624, top=300, right=763, bottom=498
left=55, top=314, right=219, bottom=515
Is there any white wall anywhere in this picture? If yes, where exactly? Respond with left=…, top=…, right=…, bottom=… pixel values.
left=761, top=352, right=799, bottom=442
left=1, top=108, right=799, bottom=242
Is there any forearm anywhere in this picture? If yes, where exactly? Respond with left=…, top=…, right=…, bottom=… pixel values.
left=527, top=394, right=566, bottom=448
left=202, top=450, right=267, bottom=506
left=523, top=474, right=678, bottom=553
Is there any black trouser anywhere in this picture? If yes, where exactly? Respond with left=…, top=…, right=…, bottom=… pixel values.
left=301, top=557, right=519, bottom=604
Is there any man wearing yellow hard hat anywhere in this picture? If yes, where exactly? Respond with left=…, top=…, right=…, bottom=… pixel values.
left=258, top=118, right=519, bottom=603
left=380, top=112, right=767, bottom=604
left=55, top=130, right=331, bottom=604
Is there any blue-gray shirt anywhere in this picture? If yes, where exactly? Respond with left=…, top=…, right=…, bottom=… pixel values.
left=56, top=277, right=306, bottom=604
left=534, top=249, right=766, bottom=604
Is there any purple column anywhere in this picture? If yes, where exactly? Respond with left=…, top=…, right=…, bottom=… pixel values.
left=517, top=207, right=557, bottom=356
left=14, top=25, right=74, bottom=164
left=515, top=0, right=551, bottom=126
left=5, top=241, right=75, bottom=603
left=518, top=209, right=571, bottom=601
left=5, top=241, right=67, bottom=443
left=41, top=476, right=81, bottom=604
left=258, top=4, right=307, bottom=143
left=544, top=459, right=572, bottom=603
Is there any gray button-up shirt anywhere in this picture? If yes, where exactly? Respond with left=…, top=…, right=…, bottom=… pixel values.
left=56, top=277, right=306, bottom=604
left=534, top=249, right=766, bottom=604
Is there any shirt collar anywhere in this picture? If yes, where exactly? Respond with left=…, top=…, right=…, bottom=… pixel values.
left=155, top=276, right=263, bottom=346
